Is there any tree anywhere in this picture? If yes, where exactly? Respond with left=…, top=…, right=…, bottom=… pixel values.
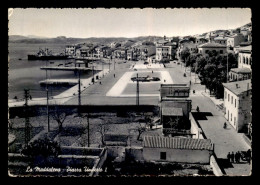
left=180, top=48, right=191, bottom=65
left=50, top=106, right=70, bottom=133
left=96, top=119, right=111, bottom=146
left=136, top=122, right=146, bottom=141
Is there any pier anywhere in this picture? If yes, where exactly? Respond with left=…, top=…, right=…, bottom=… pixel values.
left=40, top=66, right=92, bottom=71
left=39, top=79, right=78, bottom=85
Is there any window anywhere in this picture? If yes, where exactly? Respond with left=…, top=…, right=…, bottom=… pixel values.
left=231, top=96, right=233, bottom=104
left=220, top=50, right=223, bottom=54
left=160, top=152, right=166, bottom=160
left=231, top=113, right=232, bottom=121
left=225, top=91, right=227, bottom=99
left=228, top=94, right=230, bottom=102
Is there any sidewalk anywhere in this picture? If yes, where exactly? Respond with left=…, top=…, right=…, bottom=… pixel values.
left=177, top=62, right=252, bottom=175
left=8, top=69, right=110, bottom=107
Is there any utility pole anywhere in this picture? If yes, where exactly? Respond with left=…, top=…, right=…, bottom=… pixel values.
left=102, top=61, right=104, bottom=77
left=92, top=65, right=95, bottom=84
left=24, top=89, right=31, bottom=146
left=136, top=73, right=140, bottom=106
left=227, top=52, right=229, bottom=83
left=87, top=112, right=90, bottom=147
left=114, top=58, right=115, bottom=70
left=45, top=61, right=50, bottom=132
left=109, top=58, right=111, bottom=72
left=78, top=69, right=81, bottom=116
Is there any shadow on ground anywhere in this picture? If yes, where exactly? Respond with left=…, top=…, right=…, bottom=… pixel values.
left=191, top=112, right=213, bottom=120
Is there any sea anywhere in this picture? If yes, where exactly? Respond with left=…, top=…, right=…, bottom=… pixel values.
left=8, top=42, right=105, bottom=99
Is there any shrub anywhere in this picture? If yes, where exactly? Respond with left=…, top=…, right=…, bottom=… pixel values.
left=21, top=137, right=61, bottom=157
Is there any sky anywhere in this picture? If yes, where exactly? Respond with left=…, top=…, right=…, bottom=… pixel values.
left=8, top=8, right=252, bottom=38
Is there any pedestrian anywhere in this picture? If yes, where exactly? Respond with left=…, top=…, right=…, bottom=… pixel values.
left=152, top=70, right=153, bottom=73
left=100, top=81, right=102, bottom=85
left=196, top=106, right=200, bottom=112
left=230, top=152, right=235, bottom=163
left=227, top=152, right=231, bottom=162
left=237, top=151, right=241, bottom=163
left=247, top=149, right=251, bottom=164
left=114, top=74, right=115, bottom=78
left=223, top=122, right=227, bottom=129
left=193, top=90, right=195, bottom=94
left=235, top=152, right=238, bottom=163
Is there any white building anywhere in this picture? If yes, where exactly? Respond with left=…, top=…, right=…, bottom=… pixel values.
left=223, top=80, right=252, bottom=132
left=198, top=43, right=227, bottom=56
left=156, top=46, right=172, bottom=61
left=143, top=136, right=214, bottom=164
left=238, top=45, right=252, bottom=69
left=227, top=34, right=245, bottom=49
left=65, top=45, right=76, bottom=56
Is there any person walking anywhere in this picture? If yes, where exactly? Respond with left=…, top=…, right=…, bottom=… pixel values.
left=230, top=152, right=235, bottom=163
left=237, top=151, right=241, bottom=163
left=235, top=152, right=239, bottom=163
left=196, top=106, right=200, bottom=112
left=223, top=122, right=227, bottom=129
left=227, top=152, right=231, bottom=162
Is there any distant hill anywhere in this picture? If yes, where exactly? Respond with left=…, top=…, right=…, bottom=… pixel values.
left=8, top=35, right=29, bottom=41
left=8, top=35, right=164, bottom=45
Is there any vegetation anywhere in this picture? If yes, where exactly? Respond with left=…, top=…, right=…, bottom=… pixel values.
left=181, top=49, right=238, bottom=98
left=21, top=137, right=61, bottom=157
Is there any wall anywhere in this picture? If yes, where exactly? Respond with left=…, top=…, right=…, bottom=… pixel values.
left=189, top=112, right=204, bottom=139
left=224, top=88, right=239, bottom=131
left=106, top=146, right=125, bottom=158
left=161, top=100, right=192, bottom=118
left=91, top=148, right=108, bottom=177
left=143, top=148, right=212, bottom=164
left=125, top=147, right=144, bottom=161
left=238, top=52, right=251, bottom=69
left=198, top=47, right=227, bottom=56
left=237, top=91, right=252, bottom=132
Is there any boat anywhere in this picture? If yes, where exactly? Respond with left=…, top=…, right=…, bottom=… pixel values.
left=28, top=48, right=69, bottom=60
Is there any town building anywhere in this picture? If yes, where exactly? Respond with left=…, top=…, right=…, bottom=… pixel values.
left=75, top=45, right=92, bottom=58
left=223, top=79, right=252, bottom=132
left=213, top=36, right=229, bottom=45
left=229, top=68, right=251, bottom=82
left=147, top=54, right=156, bottom=63
left=227, top=34, right=245, bottom=50
left=142, top=136, right=214, bottom=164
left=65, top=45, right=76, bottom=56
left=195, top=38, right=208, bottom=45
left=198, top=43, right=227, bottom=56
left=160, top=84, right=192, bottom=136
left=238, top=45, right=252, bottom=69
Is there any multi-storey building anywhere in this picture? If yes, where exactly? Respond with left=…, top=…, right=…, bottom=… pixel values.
left=223, top=80, right=252, bottom=132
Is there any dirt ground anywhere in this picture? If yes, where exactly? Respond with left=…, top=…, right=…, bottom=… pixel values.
left=8, top=113, right=160, bottom=149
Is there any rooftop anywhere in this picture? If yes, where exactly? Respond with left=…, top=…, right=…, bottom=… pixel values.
left=198, top=42, right=227, bottom=48
left=214, top=36, right=229, bottom=40
left=143, top=136, right=213, bottom=150
left=238, top=45, right=252, bottom=53
left=223, top=79, right=251, bottom=95
left=162, top=107, right=183, bottom=116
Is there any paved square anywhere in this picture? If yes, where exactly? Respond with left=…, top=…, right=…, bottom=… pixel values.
left=106, top=70, right=174, bottom=97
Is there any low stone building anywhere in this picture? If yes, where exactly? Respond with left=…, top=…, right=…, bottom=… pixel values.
left=142, top=136, right=214, bottom=164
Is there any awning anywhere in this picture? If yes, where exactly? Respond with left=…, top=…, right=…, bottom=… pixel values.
left=162, top=107, right=183, bottom=116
